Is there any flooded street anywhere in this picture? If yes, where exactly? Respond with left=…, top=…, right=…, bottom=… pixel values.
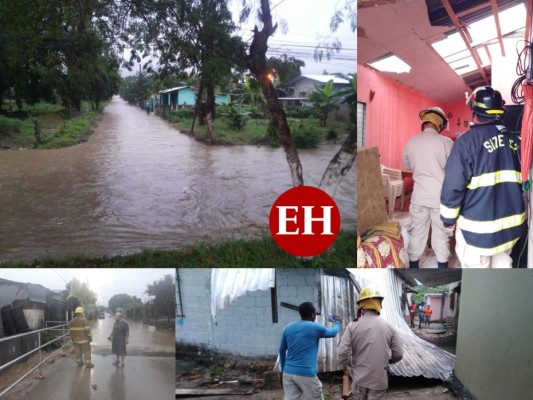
left=2, top=315, right=175, bottom=400
left=0, top=96, right=355, bottom=261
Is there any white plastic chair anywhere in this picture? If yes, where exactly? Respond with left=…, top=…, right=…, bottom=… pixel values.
left=381, top=164, right=405, bottom=218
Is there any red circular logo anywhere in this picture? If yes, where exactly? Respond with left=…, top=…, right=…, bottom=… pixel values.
left=269, top=186, right=341, bottom=257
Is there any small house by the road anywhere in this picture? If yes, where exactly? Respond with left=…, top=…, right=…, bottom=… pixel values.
left=278, top=74, right=351, bottom=107
left=159, top=86, right=196, bottom=107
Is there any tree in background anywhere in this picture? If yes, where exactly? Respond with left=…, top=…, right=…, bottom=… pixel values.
left=0, top=0, right=121, bottom=113
left=65, top=278, right=98, bottom=319
left=145, top=274, right=176, bottom=324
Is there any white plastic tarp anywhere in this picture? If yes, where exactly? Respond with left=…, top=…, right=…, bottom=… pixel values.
left=211, top=269, right=275, bottom=319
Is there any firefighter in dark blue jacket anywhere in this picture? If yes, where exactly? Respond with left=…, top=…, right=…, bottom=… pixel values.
left=440, top=86, right=525, bottom=268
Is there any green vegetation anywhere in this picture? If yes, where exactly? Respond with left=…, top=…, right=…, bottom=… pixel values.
left=412, top=285, right=450, bottom=304
left=0, top=101, right=106, bottom=149
left=210, top=366, right=226, bottom=380
left=166, top=110, right=349, bottom=148
left=0, top=229, right=356, bottom=268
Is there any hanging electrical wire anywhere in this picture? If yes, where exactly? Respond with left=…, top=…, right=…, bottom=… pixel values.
left=511, top=40, right=532, bottom=104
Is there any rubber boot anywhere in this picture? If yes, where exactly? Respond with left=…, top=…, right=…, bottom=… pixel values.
left=438, top=262, right=448, bottom=269
left=409, top=260, right=419, bottom=269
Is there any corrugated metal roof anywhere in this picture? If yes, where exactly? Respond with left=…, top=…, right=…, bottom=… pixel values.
left=397, top=270, right=462, bottom=287
left=302, top=75, right=351, bottom=84
left=27, top=283, right=48, bottom=303
left=0, top=279, right=27, bottom=308
left=349, top=269, right=455, bottom=380
left=159, top=86, right=189, bottom=94
left=317, top=273, right=357, bottom=372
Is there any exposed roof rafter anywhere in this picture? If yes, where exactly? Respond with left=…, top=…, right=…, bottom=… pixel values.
left=490, top=0, right=506, bottom=57
left=440, top=0, right=490, bottom=84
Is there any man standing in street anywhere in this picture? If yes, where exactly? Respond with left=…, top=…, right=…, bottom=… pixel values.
left=108, top=312, right=129, bottom=367
left=441, top=85, right=525, bottom=268
left=338, top=288, right=403, bottom=400
left=279, top=302, right=341, bottom=400
left=403, top=107, right=454, bottom=269
left=69, top=306, right=94, bottom=368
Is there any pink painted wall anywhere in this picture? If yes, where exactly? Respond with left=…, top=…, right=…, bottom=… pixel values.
left=425, top=294, right=450, bottom=320
left=445, top=97, right=472, bottom=139
left=357, top=64, right=462, bottom=169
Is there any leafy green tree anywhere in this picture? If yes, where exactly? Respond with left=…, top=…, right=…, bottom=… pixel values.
left=109, top=294, right=136, bottom=313
left=66, top=278, right=97, bottom=306
left=314, top=0, right=356, bottom=62
left=145, top=274, right=176, bottom=323
left=412, top=285, right=449, bottom=305
left=267, top=55, right=305, bottom=84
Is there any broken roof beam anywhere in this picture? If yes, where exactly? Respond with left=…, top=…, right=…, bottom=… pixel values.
left=490, top=0, right=505, bottom=57
left=440, top=0, right=490, bottom=84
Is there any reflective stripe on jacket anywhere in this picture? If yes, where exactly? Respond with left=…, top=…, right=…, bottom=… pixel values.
left=69, top=316, right=91, bottom=344
left=440, top=123, right=525, bottom=255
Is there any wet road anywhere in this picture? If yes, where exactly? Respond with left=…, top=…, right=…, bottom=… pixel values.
left=12, top=316, right=175, bottom=400
left=0, top=96, right=356, bottom=261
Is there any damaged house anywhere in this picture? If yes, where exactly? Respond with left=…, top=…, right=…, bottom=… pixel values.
left=175, top=268, right=455, bottom=380
left=0, top=278, right=66, bottom=368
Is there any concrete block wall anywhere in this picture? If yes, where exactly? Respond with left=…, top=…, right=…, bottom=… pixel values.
left=176, top=269, right=322, bottom=358
left=175, top=269, right=212, bottom=347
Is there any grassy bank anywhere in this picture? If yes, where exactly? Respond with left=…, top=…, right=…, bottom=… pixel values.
left=166, top=111, right=350, bottom=147
left=0, top=101, right=107, bottom=149
left=0, top=229, right=356, bottom=267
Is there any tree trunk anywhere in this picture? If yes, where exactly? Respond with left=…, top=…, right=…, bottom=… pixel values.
left=319, top=129, right=356, bottom=197
left=205, top=82, right=215, bottom=143
left=245, top=0, right=303, bottom=187
left=191, top=80, right=204, bottom=134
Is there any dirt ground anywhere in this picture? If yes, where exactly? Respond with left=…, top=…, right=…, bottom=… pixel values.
left=176, top=352, right=458, bottom=400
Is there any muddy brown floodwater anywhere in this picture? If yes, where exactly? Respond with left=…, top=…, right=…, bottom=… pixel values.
left=0, top=96, right=356, bottom=261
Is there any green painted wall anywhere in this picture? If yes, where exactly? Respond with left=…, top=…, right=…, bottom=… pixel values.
left=456, top=270, right=533, bottom=400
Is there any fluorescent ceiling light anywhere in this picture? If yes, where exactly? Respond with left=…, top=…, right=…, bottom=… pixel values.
left=368, top=55, right=411, bottom=74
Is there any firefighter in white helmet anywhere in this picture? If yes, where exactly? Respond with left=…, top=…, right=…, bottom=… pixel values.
left=337, top=288, right=403, bottom=400
left=402, top=107, right=454, bottom=269
left=69, top=306, right=94, bottom=367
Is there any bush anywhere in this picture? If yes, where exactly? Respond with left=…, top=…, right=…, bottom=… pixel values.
left=169, top=109, right=192, bottom=121
left=292, top=126, right=323, bottom=149
left=0, top=116, right=23, bottom=135
left=224, top=107, right=248, bottom=130
left=41, top=332, right=61, bottom=352
left=284, top=106, right=318, bottom=119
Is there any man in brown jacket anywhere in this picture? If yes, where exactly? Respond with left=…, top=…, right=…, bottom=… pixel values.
left=337, top=288, right=404, bottom=400
left=68, top=306, right=94, bottom=367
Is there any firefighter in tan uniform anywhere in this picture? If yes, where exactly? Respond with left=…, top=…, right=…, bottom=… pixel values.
left=69, top=307, right=94, bottom=367
left=337, top=288, right=404, bottom=400
left=402, top=107, right=453, bottom=269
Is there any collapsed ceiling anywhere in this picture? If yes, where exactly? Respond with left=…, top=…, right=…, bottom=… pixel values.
left=358, top=0, right=526, bottom=104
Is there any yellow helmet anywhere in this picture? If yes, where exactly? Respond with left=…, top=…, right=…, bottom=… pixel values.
left=419, top=107, right=447, bottom=132
left=75, top=307, right=84, bottom=314
left=357, top=287, right=384, bottom=303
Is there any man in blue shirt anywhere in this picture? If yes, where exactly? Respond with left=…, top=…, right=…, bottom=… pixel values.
left=279, top=302, right=341, bottom=400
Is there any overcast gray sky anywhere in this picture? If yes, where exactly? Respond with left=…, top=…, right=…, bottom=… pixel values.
left=122, top=0, right=355, bottom=77
left=0, top=269, right=174, bottom=307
